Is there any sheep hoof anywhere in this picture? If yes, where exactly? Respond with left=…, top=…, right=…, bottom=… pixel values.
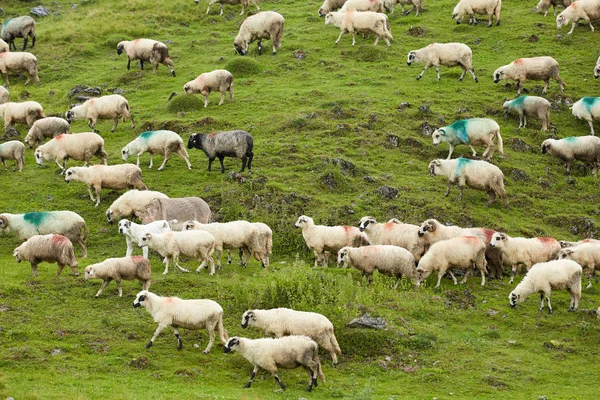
left=145, top=342, right=153, bottom=349
left=94, top=295, right=99, bottom=298
left=172, top=71, right=176, bottom=77
left=475, top=78, right=479, bottom=83
left=244, top=383, right=252, bottom=389
left=202, top=350, right=209, bottom=354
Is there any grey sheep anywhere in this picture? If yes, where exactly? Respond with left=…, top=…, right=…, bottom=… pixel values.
left=188, top=131, right=253, bottom=173
left=1, top=16, right=36, bottom=51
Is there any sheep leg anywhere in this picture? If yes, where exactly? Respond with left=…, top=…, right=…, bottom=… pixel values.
left=542, top=79, right=549, bottom=94
left=146, top=323, right=168, bottom=348
left=567, top=20, right=576, bottom=34
left=257, top=39, right=263, bottom=55
left=158, top=151, right=171, bottom=171
left=448, top=270, right=458, bottom=285
left=446, top=144, right=454, bottom=159
left=565, top=161, right=572, bottom=175
left=539, top=293, right=545, bottom=312
left=116, top=280, right=123, bottom=297
left=373, top=35, right=380, bottom=46
left=416, top=65, right=429, bottom=80
left=195, top=260, right=207, bottom=273
left=445, top=181, right=451, bottom=196
left=241, top=247, right=252, bottom=267
left=227, top=250, right=233, bottom=264
left=587, top=273, right=592, bottom=289
left=57, top=264, right=65, bottom=276
left=305, top=367, right=315, bottom=392
left=203, top=324, right=215, bottom=353
left=95, top=279, right=110, bottom=297
left=351, top=32, right=356, bottom=46
left=31, top=262, right=39, bottom=277
left=434, top=272, right=445, bottom=288
left=203, top=94, right=209, bottom=108
left=94, top=185, right=102, bottom=207
left=468, top=145, right=477, bottom=158
left=1, top=160, right=6, bottom=171
left=173, top=327, right=183, bottom=350
left=239, top=4, right=244, bottom=15
left=218, top=155, right=226, bottom=173
left=127, top=58, right=131, bottom=70
left=244, top=366, right=260, bottom=388
left=111, top=117, right=119, bottom=133
left=274, top=374, right=286, bottom=390
left=219, top=91, right=225, bottom=105
left=436, top=66, right=441, bottom=81
left=174, top=258, right=190, bottom=273
left=335, top=30, right=345, bottom=45
left=55, top=159, right=66, bottom=173
left=509, top=267, right=516, bottom=284
left=458, top=65, right=466, bottom=81
left=460, top=268, right=472, bottom=284
left=516, top=80, right=523, bottom=96
left=518, top=114, right=525, bottom=128
left=546, top=295, right=553, bottom=314
left=585, top=17, right=594, bottom=31
left=86, top=186, right=96, bottom=203
left=139, top=60, right=144, bottom=70
left=486, top=190, right=496, bottom=207
left=162, top=257, right=171, bottom=275
left=458, top=183, right=464, bottom=201
left=588, top=121, right=595, bottom=136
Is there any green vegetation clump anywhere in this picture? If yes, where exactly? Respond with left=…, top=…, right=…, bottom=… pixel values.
left=225, top=57, right=262, bottom=76
left=350, top=45, right=388, bottom=62
left=166, top=94, right=205, bottom=112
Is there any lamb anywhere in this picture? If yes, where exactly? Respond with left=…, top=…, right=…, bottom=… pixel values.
left=0, top=101, right=45, bottom=132
left=64, top=164, right=148, bottom=207
left=187, top=130, right=253, bottom=173
left=139, top=197, right=212, bottom=229
left=595, top=56, right=600, bottom=78
left=106, top=189, right=169, bottom=223
left=0, top=86, right=7, bottom=104
left=509, top=259, right=582, bottom=313
left=133, top=290, right=228, bottom=353
left=431, top=118, right=503, bottom=160
left=407, top=42, right=478, bottom=82
left=319, top=0, right=349, bottom=15
left=340, top=0, right=384, bottom=12
left=503, top=96, right=551, bottom=131
left=541, top=136, right=600, bottom=175
left=571, top=97, right=600, bottom=135
left=451, top=0, right=501, bottom=27
left=1, top=16, right=36, bottom=51
left=183, top=70, right=234, bottom=108
left=24, top=117, right=71, bottom=148
left=65, top=94, right=134, bottom=133
left=557, top=243, right=600, bottom=288
left=0, top=211, right=88, bottom=257
left=34, top=132, right=108, bottom=173
left=85, top=256, right=151, bottom=297
left=295, top=215, right=369, bottom=267
left=536, top=0, right=571, bottom=16
left=234, top=11, right=285, bottom=56
left=241, top=308, right=341, bottom=366
left=325, top=11, right=393, bottom=47
left=13, top=234, right=78, bottom=276
left=559, top=238, right=600, bottom=248
left=383, top=0, right=423, bottom=15
left=0, top=140, right=25, bottom=172
left=118, top=219, right=171, bottom=258
left=117, top=39, right=175, bottom=77
left=556, top=0, right=600, bottom=34
left=122, top=130, right=191, bottom=171
left=493, top=57, right=565, bottom=96
left=416, top=236, right=487, bottom=288
left=202, top=0, right=260, bottom=16
left=0, top=39, right=8, bottom=53
left=357, top=216, right=425, bottom=261
left=224, top=336, right=325, bottom=392
left=428, top=158, right=508, bottom=209
left=0, top=51, right=40, bottom=86
left=490, top=232, right=561, bottom=283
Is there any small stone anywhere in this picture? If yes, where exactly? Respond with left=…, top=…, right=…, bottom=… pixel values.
left=376, top=186, right=398, bottom=199
left=555, top=34, right=563, bottom=40
left=112, top=88, right=124, bottom=95
left=165, top=40, right=174, bottom=44
left=193, top=343, right=200, bottom=348
left=419, top=121, right=434, bottom=136
left=567, top=177, right=575, bottom=185
left=538, top=396, right=548, bottom=400
left=346, top=313, right=387, bottom=329
left=292, top=50, right=305, bottom=60
left=418, top=104, right=430, bottom=114
left=407, top=26, right=425, bottom=37
left=51, top=348, right=63, bottom=356
left=30, top=6, right=51, bottom=17
left=488, top=309, right=498, bottom=316
left=397, top=102, right=411, bottom=110
left=71, top=4, right=78, bottom=9
left=527, top=34, right=539, bottom=43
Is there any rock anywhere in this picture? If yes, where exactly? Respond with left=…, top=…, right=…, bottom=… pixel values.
left=567, top=177, right=575, bottom=185
left=193, top=343, right=200, bottom=348
left=473, top=38, right=481, bottom=45
left=364, top=176, right=376, bottom=183
left=555, top=34, right=563, bottom=40
left=322, top=173, right=336, bottom=190
left=292, top=50, right=305, bottom=60
left=418, top=104, right=430, bottom=114
left=346, top=313, right=387, bottom=329
left=332, top=158, right=356, bottom=176
left=527, top=34, right=539, bottom=43
left=5, top=127, right=19, bottom=138
left=30, top=6, right=51, bottom=17
left=397, top=102, right=411, bottom=110
left=488, top=309, right=498, bottom=316
left=509, top=168, right=530, bottom=182
left=387, top=135, right=399, bottom=148
left=68, top=85, right=101, bottom=99
left=407, top=26, right=425, bottom=37
left=51, top=348, right=63, bottom=356
left=165, top=40, right=174, bottom=44
left=376, top=186, right=398, bottom=199
left=404, top=138, right=422, bottom=148
left=535, top=23, right=545, bottom=28
left=510, top=138, right=531, bottom=152
left=538, top=396, right=548, bottom=400
left=71, top=4, right=78, bottom=9
left=228, top=171, right=246, bottom=184
left=419, top=121, right=434, bottom=136
left=538, top=178, right=551, bottom=190
left=112, top=88, right=124, bottom=95
left=0, top=305, right=10, bottom=312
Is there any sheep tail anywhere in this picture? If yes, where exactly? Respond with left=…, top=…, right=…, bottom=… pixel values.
left=217, top=315, right=229, bottom=343
left=330, top=333, right=342, bottom=356
left=495, top=130, right=504, bottom=155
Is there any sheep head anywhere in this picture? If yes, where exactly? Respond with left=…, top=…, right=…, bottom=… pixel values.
left=407, top=51, right=416, bottom=66
left=121, top=146, right=131, bottom=161
left=64, top=167, right=78, bottom=183
left=294, top=215, right=312, bottom=229
left=0, top=215, right=8, bottom=231
left=337, top=247, right=349, bottom=266
left=182, top=220, right=196, bottom=231
left=492, top=67, right=504, bottom=84
left=224, top=337, right=240, bottom=353
left=541, top=140, right=552, bottom=154
left=428, top=160, right=442, bottom=177
left=116, top=42, right=125, bottom=55
left=138, top=232, right=153, bottom=248
left=241, top=311, right=255, bottom=328
left=358, top=216, right=376, bottom=232
left=508, top=291, right=520, bottom=307
left=13, top=247, right=21, bottom=262
left=557, top=248, right=574, bottom=260
left=417, top=219, right=437, bottom=237
left=490, top=233, right=507, bottom=248
left=431, top=129, right=445, bottom=145
left=133, top=290, right=149, bottom=308
left=84, top=266, right=95, bottom=281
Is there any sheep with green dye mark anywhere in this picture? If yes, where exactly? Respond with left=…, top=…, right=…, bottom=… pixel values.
left=431, top=118, right=503, bottom=160
left=407, top=42, right=478, bottom=82
left=24, top=117, right=70, bottom=148
left=0, top=140, right=24, bottom=172
left=1, top=16, right=36, bottom=51
left=106, top=189, right=168, bottom=223
left=202, top=0, right=260, bottom=16
left=503, top=96, right=550, bottom=131
left=35, top=132, right=107, bottom=174
left=383, top=0, right=423, bottom=15
left=14, top=234, right=79, bottom=277
left=535, top=0, right=571, bottom=17
left=557, top=243, right=600, bottom=288
left=358, top=216, right=425, bottom=261
left=325, top=11, right=392, bottom=47
left=65, top=95, right=134, bottom=133
left=556, top=0, right=600, bottom=34
left=571, top=97, right=600, bottom=135
left=122, top=130, right=191, bottom=171
left=0, top=101, right=44, bottom=132
left=84, top=256, right=151, bottom=297
left=452, top=0, right=501, bottom=27
left=117, top=39, right=175, bottom=77
left=0, top=52, right=39, bottom=86
left=541, top=136, right=600, bottom=175
left=493, top=56, right=565, bottom=96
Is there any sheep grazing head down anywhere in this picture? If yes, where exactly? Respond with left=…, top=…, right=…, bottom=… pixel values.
left=337, top=247, right=350, bottom=265
left=132, top=290, right=149, bottom=308
left=121, top=147, right=131, bottom=161
left=223, top=337, right=240, bottom=353
left=541, top=140, right=551, bottom=154
left=234, top=40, right=248, bottom=56
left=84, top=266, right=96, bottom=281
left=492, top=68, right=504, bottom=84
left=116, top=42, right=125, bottom=55
left=508, top=291, right=520, bottom=307
left=13, top=248, right=22, bottom=263
left=64, top=168, right=77, bottom=183
left=34, top=149, right=44, bottom=165
left=241, top=311, right=255, bottom=328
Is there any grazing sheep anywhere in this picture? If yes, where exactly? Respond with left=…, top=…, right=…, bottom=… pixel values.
left=106, top=189, right=168, bottom=223
left=65, top=95, right=134, bottom=133
left=319, top=0, right=349, bottom=15
left=187, top=130, right=253, bottom=173
left=85, top=256, right=151, bottom=297
left=1, top=16, right=36, bottom=51
left=571, top=97, right=600, bottom=136
left=383, top=0, right=423, bottom=15
left=493, top=56, right=565, bottom=96
left=224, top=336, right=325, bottom=392
left=431, top=118, right=503, bottom=160
left=595, top=56, right=600, bottom=78
left=559, top=238, right=600, bottom=248
left=117, top=39, right=175, bottom=77
left=536, top=0, right=572, bottom=16
left=451, top=0, right=501, bottom=26
left=503, top=96, right=551, bottom=131
left=234, top=11, right=285, bottom=55
left=139, top=197, right=212, bottom=229
left=0, top=51, right=39, bottom=86
left=541, top=136, right=600, bottom=175
left=428, top=158, right=508, bottom=209
left=557, top=243, right=600, bottom=288
left=407, top=43, right=478, bottom=82
left=556, top=0, right=600, bottom=34
left=340, top=0, right=384, bottom=12
left=203, top=0, right=260, bottom=16
left=357, top=216, right=425, bottom=261
left=416, top=236, right=487, bottom=288
left=0, top=101, right=44, bottom=132
left=118, top=219, right=171, bottom=258
left=490, top=232, right=561, bottom=283
left=325, top=11, right=393, bottom=47
left=0, top=39, right=8, bottom=53
left=13, top=234, right=78, bottom=276
left=0, top=140, right=25, bottom=172
left=0, top=211, right=88, bottom=257
left=0, top=86, right=7, bottom=104
left=64, top=164, right=148, bottom=207
left=183, top=70, right=234, bottom=108
left=509, top=260, right=582, bottom=313
left=122, top=130, right=191, bottom=171
left=133, top=290, right=228, bottom=353
left=24, top=117, right=70, bottom=148
left=34, top=132, right=107, bottom=173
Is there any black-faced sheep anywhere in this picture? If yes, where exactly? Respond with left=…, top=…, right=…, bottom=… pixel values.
left=571, top=97, right=600, bottom=136
left=559, top=238, right=600, bottom=248
left=541, top=136, right=600, bottom=175
left=357, top=216, right=425, bottom=261
left=1, top=16, right=36, bottom=51
left=203, top=0, right=260, bottom=16
left=122, top=130, right=191, bottom=171
left=139, top=197, right=212, bottom=229
left=556, top=0, right=600, bottom=34
left=431, top=118, right=503, bottom=160
left=234, top=11, right=285, bottom=56
left=24, top=117, right=71, bottom=148
left=407, top=42, right=478, bottom=82
left=85, top=256, right=151, bottom=297
left=117, top=39, right=175, bottom=77
left=187, top=130, right=253, bottom=173
left=14, top=234, right=79, bottom=276
left=325, top=11, right=392, bottom=47
left=0, top=140, right=25, bottom=172
left=0, top=51, right=40, bottom=86
left=34, top=132, right=108, bottom=174
left=106, top=189, right=169, bottom=224
left=503, top=96, right=551, bottom=131
left=118, top=219, right=171, bottom=258
left=183, top=70, right=234, bottom=108
left=0, top=101, right=45, bottom=132
left=452, top=0, right=501, bottom=26
left=493, top=56, right=565, bottom=96
left=65, top=95, right=134, bottom=133
left=557, top=243, right=600, bottom=288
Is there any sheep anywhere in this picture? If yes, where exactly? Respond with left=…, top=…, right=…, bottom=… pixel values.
left=0, top=101, right=45, bottom=132
left=357, top=216, right=425, bottom=261
left=493, top=57, right=565, bottom=96
left=0, top=86, right=7, bottom=104
left=13, top=234, right=78, bottom=277
left=64, top=164, right=148, bottom=207
left=503, top=96, right=551, bottom=131
left=0, top=51, right=40, bottom=86
left=118, top=219, right=171, bottom=258
left=224, top=336, right=325, bottom=392
left=106, top=190, right=169, bottom=223
left=34, top=132, right=108, bottom=173
left=202, top=0, right=260, bottom=16
left=295, top=215, right=369, bottom=267
left=139, top=197, right=212, bottom=230
left=85, top=256, right=151, bottom=297
left=325, top=11, right=393, bottom=47
left=0, top=140, right=24, bottom=172
left=490, top=232, right=561, bottom=284
left=1, top=16, right=36, bottom=51
left=559, top=238, right=600, bottom=248
left=557, top=243, right=600, bottom=288
left=133, top=290, right=228, bottom=353
left=116, top=39, right=175, bottom=77
left=416, top=236, right=487, bottom=288
left=187, top=130, right=253, bottom=173
left=571, top=97, right=600, bottom=136
left=24, top=117, right=71, bottom=148
left=319, top=0, right=349, bottom=15
left=536, top=0, right=571, bottom=16
left=137, top=231, right=216, bottom=275
left=595, top=56, right=600, bottom=78
left=407, top=43, right=478, bottom=82
left=65, top=95, right=134, bottom=133
left=556, top=0, right=600, bottom=34
left=122, top=130, right=191, bottom=171
left=383, top=0, right=423, bottom=15
left=183, top=70, right=234, bottom=108
left=234, top=11, right=285, bottom=56
left=428, top=158, right=508, bottom=209
left=0, top=211, right=88, bottom=257
left=0, top=39, right=8, bottom=53
left=431, top=118, right=503, bottom=160
left=509, top=259, right=582, bottom=313
left=340, top=0, right=384, bottom=12
left=541, top=136, right=600, bottom=175
left=225, top=221, right=273, bottom=268
left=451, top=0, right=501, bottom=27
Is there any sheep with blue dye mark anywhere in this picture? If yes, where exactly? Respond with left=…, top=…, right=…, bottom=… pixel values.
left=431, top=118, right=503, bottom=160
left=0, top=101, right=44, bottom=132
left=541, top=136, right=600, bottom=175
left=202, top=0, right=260, bottom=16
left=493, top=57, right=565, bottom=96
left=122, top=130, right=191, bottom=171
left=358, top=216, right=425, bottom=261
left=65, top=95, right=134, bottom=133
left=1, top=16, right=36, bottom=51
left=118, top=219, right=171, bottom=258
left=106, top=189, right=168, bottom=223
left=325, top=11, right=392, bottom=47
left=35, top=132, right=107, bottom=174
left=0, top=86, right=7, bottom=104
left=407, top=43, right=478, bottom=82
left=234, top=11, right=285, bottom=56
left=117, top=39, right=175, bottom=77
left=571, top=97, right=600, bottom=135
left=0, top=140, right=25, bottom=172
left=503, top=96, right=551, bottom=131
left=0, top=39, right=8, bottom=53
left=557, top=243, right=600, bottom=288
left=556, top=0, right=600, bottom=34
left=85, top=256, right=151, bottom=297
left=188, top=130, right=253, bottom=173
left=183, top=70, right=234, bottom=107
left=536, top=0, right=571, bottom=17
left=0, top=52, right=39, bottom=86
left=451, top=0, right=501, bottom=27
left=14, top=234, right=79, bottom=276
left=24, top=117, right=71, bottom=148
left=383, top=0, right=423, bottom=15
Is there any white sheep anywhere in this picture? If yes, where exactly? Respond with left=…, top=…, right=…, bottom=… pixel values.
left=503, top=96, right=551, bottom=131
left=340, top=0, right=384, bottom=12
left=64, top=164, right=148, bottom=207
left=557, top=243, right=600, bottom=288
left=1, top=16, right=36, bottom=51
left=407, top=43, right=478, bottom=82
left=383, top=0, right=423, bottom=15
left=319, top=0, right=349, bottom=15
left=536, top=0, right=571, bottom=16
left=65, top=95, right=134, bottom=133
left=559, top=238, right=600, bottom=248
left=24, top=117, right=71, bottom=148
left=224, top=336, right=325, bottom=392
left=0, top=51, right=39, bottom=86
left=117, top=39, right=175, bottom=76
left=431, top=118, right=503, bottom=160
left=13, top=234, right=79, bottom=276
left=0, top=101, right=44, bottom=132
left=122, top=130, right=191, bottom=170
left=234, top=11, right=285, bottom=56
left=106, top=189, right=169, bottom=223
left=493, top=57, right=565, bottom=96
left=556, top=0, right=600, bottom=34
left=225, top=221, right=273, bottom=268
left=0, top=86, right=8, bottom=104
left=541, top=136, right=600, bottom=175
left=571, top=97, right=600, bottom=136
left=133, top=290, right=228, bottom=353
left=34, top=132, right=108, bottom=173
left=85, top=256, right=151, bottom=297
left=509, top=260, right=582, bottom=313
left=0, top=39, right=8, bottom=53
left=357, top=216, right=425, bottom=261
left=118, top=219, right=171, bottom=258
left=325, top=11, right=393, bottom=47
left=594, top=56, right=600, bottom=78
left=203, top=0, right=260, bottom=16
left=428, top=158, right=508, bottom=209
left=183, top=70, right=234, bottom=108
left=0, top=140, right=24, bottom=172
left=241, top=308, right=341, bottom=365
left=451, top=0, right=501, bottom=27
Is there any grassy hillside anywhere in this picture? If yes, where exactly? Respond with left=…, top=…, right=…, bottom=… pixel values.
left=1, top=0, right=600, bottom=398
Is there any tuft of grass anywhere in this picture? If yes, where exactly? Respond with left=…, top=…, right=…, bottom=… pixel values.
left=224, top=57, right=262, bottom=76
left=165, top=94, right=205, bottom=113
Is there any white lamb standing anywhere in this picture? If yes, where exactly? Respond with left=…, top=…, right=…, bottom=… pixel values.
left=509, top=260, right=582, bottom=313
left=357, top=216, right=425, bottom=261
left=13, top=234, right=79, bottom=276
left=556, top=0, right=600, bottom=34
left=407, top=43, right=478, bottom=82
left=24, top=117, right=71, bottom=148
left=503, top=96, right=551, bottom=131
left=451, top=0, right=501, bottom=27
left=0, top=101, right=44, bottom=132
left=431, top=118, right=503, bottom=160
left=340, top=0, right=384, bottom=12
left=557, top=243, right=600, bottom=288
left=325, top=11, right=393, bottom=47
left=0, top=140, right=25, bottom=172
left=118, top=219, right=171, bottom=258
left=117, top=39, right=175, bottom=76
left=183, top=70, right=234, bottom=108
left=0, top=51, right=40, bottom=86
left=65, top=94, right=134, bottom=133
left=493, top=56, right=565, bottom=96
left=84, top=256, right=151, bottom=297
left=536, top=0, right=571, bottom=16
left=202, top=0, right=260, bottom=16
left=571, top=97, right=600, bottom=136
left=34, top=132, right=107, bottom=174
left=383, top=0, right=423, bottom=15
left=122, top=130, right=191, bottom=170
left=234, top=11, right=285, bottom=56
left=319, top=0, right=349, bottom=15
left=106, top=189, right=169, bottom=223
left=541, top=136, right=600, bottom=175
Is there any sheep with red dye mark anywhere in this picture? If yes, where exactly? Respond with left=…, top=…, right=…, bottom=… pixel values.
left=431, top=118, right=503, bottom=160
left=556, top=0, right=600, bottom=34
left=541, top=136, right=600, bottom=175
left=0, top=51, right=39, bottom=86
left=557, top=243, right=600, bottom=288
left=503, top=96, right=551, bottom=131
left=65, top=95, right=134, bottom=133
left=35, top=132, right=107, bottom=174
left=1, top=16, right=36, bottom=51
left=559, top=238, right=600, bottom=248
left=358, top=216, right=425, bottom=261
left=571, top=97, right=600, bottom=136
left=122, top=130, right=191, bottom=171
left=451, top=0, right=501, bottom=27
left=85, top=256, right=151, bottom=297
left=13, top=234, right=79, bottom=276
left=117, top=39, right=175, bottom=77
left=493, top=57, right=565, bottom=96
